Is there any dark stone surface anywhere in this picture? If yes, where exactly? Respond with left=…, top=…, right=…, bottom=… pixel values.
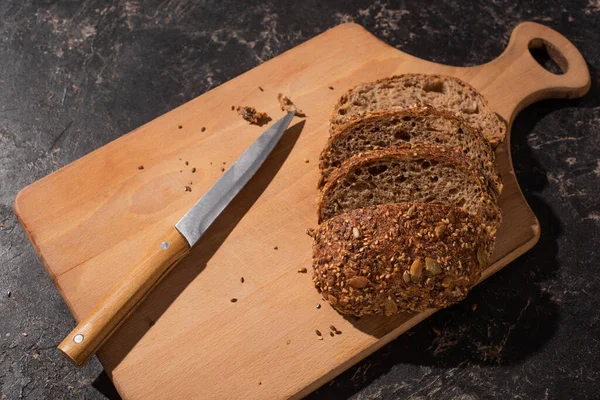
left=1, top=0, right=599, bottom=398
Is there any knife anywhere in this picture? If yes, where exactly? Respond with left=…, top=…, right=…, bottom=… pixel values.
left=58, top=111, right=296, bottom=367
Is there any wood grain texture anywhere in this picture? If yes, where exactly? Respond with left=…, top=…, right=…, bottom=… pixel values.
left=14, top=22, right=590, bottom=400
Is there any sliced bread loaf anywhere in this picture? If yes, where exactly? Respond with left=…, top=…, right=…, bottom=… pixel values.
left=312, top=202, right=495, bottom=315
left=329, top=74, right=506, bottom=146
left=319, top=107, right=502, bottom=194
left=317, top=146, right=501, bottom=231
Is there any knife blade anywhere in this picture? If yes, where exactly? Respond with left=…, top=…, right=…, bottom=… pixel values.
left=58, top=111, right=296, bottom=367
left=176, top=111, right=295, bottom=247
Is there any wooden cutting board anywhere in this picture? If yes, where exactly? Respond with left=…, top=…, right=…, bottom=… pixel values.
left=15, top=22, right=590, bottom=399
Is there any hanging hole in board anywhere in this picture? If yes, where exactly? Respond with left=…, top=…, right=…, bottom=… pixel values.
left=528, top=38, right=567, bottom=75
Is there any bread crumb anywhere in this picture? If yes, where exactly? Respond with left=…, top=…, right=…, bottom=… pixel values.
left=286, top=339, right=291, bottom=345
left=220, top=167, right=225, bottom=172
left=304, top=158, right=309, bottom=163
left=277, top=93, right=306, bottom=117
left=230, top=298, right=238, bottom=303
left=432, top=328, right=441, bottom=335
left=236, top=106, right=271, bottom=126
left=138, top=165, right=144, bottom=170
left=471, top=303, right=477, bottom=311
left=240, top=277, right=245, bottom=283
left=297, top=268, right=307, bottom=273
left=305, top=228, right=315, bottom=238
left=328, top=86, right=334, bottom=90
left=274, top=246, right=278, bottom=250
left=184, top=186, right=192, bottom=192
left=259, top=86, right=264, bottom=92
left=201, top=127, right=206, bottom=132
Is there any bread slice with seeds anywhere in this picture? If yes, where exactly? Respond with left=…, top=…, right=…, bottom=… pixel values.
left=317, top=145, right=501, bottom=230
left=312, top=202, right=495, bottom=315
left=329, top=74, right=506, bottom=147
left=320, top=107, right=502, bottom=194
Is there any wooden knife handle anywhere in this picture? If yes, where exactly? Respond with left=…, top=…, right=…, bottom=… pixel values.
left=58, top=227, right=190, bottom=367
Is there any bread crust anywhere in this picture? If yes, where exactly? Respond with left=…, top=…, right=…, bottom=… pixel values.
left=328, top=73, right=506, bottom=147
left=312, top=202, right=495, bottom=315
left=319, top=107, right=502, bottom=194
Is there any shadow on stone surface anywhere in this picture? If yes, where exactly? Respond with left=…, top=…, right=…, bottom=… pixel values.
left=92, top=371, right=121, bottom=400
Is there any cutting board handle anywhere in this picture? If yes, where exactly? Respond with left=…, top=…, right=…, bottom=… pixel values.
left=58, top=227, right=190, bottom=367
left=475, top=21, right=590, bottom=123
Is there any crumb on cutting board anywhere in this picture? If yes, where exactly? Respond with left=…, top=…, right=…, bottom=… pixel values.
left=277, top=93, right=306, bottom=117
left=236, top=106, right=271, bottom=126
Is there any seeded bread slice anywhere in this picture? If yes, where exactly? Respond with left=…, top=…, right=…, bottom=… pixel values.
left=329, top=74, right=506, bottom=146
left=320, top=107, right=502, bottom=194
left=318, top=146, right=501, bottom=230
left=312, top=202, right=495, bottom=315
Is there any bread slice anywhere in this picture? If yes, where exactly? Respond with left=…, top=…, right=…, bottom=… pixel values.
left=329, top=74, right=506, bottom=146
left=317, top=146, right=501, bottom=230
left=320, top=107, right=502, bottom=194
left=312, top=202, right=495, bottom=315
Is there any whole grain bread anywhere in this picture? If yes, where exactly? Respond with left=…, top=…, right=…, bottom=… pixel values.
left=318, top=145, right=501, bottom=231
left=312, top=202, right=495, bottom=315
left=320, top=107, right=502, bottom=194
left=329, top=74, right=506, bottom=146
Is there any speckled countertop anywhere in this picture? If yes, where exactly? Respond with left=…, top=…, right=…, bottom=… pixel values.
left=1, top=1, right=599, bottom=399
